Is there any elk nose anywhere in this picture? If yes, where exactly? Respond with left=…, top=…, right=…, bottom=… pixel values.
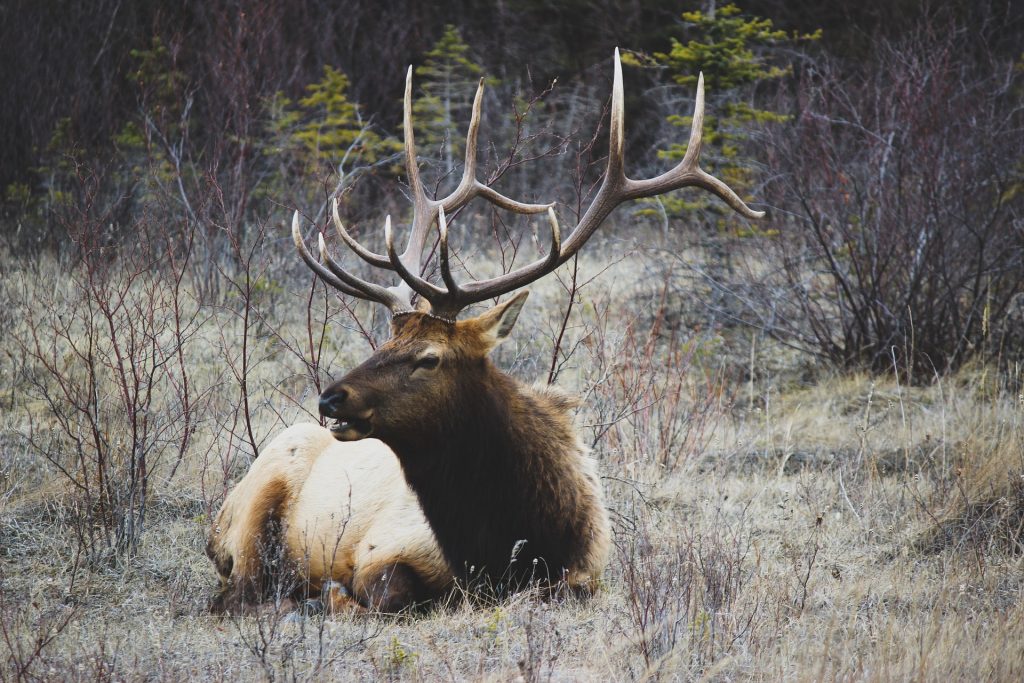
left=318, top=387, right=349, bottom=417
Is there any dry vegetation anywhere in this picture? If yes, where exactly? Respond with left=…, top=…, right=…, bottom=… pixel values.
left=2, top=3, right=1022, bottom=679
left=2, top=232, right=1022, bottom=681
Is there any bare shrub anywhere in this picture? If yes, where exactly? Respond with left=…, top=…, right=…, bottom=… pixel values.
left=754, top=23, right=1024, bottom=377
left=230, top=595, right=384, bottom=682
left=10, top=169, right=203, bottom=560
left=916, top=395, right=1024, bottom=556
left=579, top=281, right=723, bottom=472
left=515, top=603, right=566, bottom=683
left=0, top=591, right=76, bottom=682
left=615, top=502, right=757, bottom=677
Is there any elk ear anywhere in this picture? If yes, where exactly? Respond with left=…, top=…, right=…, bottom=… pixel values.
left=476, top=290, right=529, bottom=351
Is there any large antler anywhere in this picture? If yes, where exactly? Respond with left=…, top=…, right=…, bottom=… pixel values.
left=294, top=48, right=764, bottom=319
left=292, top=64, right=551, bottom=314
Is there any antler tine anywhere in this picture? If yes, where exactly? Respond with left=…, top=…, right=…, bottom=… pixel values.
left=608, top=46, right=626, bottom=180
left=624, top=71, right=765, bottom=219
left=292, top=211, right=410, bottom=310
left=292, top=212, right=363, bottom=297
left=453, top=206, right=561, bottom=306
left=553, top=48, right=630, bottom=262
left=318, top=232, right=411, bottom=311
left=461, top=79, right=484, bottom=189
left=680, top=71, right=705, bottom=171
left=433, top=203, right=562, bottom=307
left=554, top=50, right=763, bottom=267
left=402, top=66, right=425, bottom=207
left=331, top=199, right=392, bottom=270
left=385, top=215, right=446, bottom=301
left=395, top=66, right=435, bottom=274
left=437, top=75, right=551, bottom=216
left=437, top=206, right=459, bottom=294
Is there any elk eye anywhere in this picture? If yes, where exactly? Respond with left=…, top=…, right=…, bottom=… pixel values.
left=414, top=354, right=440, bottom=371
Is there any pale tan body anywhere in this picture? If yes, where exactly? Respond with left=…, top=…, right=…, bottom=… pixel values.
left=207, top=423, right=451, bottom=611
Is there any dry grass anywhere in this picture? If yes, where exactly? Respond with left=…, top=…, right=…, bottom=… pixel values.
left=2, top=243, right=1023, bottom=681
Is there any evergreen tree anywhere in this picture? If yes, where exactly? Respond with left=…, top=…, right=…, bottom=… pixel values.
left=109, top=37, right=188, bottom=209
left=412, top=25, right=494, bottom=176
left=262, top=64, right=400, bottom=217
left=628, top=3, right=817, bottom=219
left=270, top=64, right=394, bottom=176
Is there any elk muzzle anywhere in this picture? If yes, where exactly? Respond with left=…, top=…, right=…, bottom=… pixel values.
left=319, top=385, right=375, bottom=441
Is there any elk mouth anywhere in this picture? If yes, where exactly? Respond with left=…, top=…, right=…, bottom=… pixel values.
left=329, top=411, right=374, bottom=441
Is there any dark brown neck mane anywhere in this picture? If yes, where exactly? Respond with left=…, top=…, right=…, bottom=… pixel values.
left=385, top=362, right=603, bottom=592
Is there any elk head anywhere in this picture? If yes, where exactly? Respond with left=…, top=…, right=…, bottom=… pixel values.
left=318, top=291, right=529, bottom=445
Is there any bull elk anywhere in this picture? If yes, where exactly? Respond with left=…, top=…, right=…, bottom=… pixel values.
left=208, top=49, right=762, bottom=612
